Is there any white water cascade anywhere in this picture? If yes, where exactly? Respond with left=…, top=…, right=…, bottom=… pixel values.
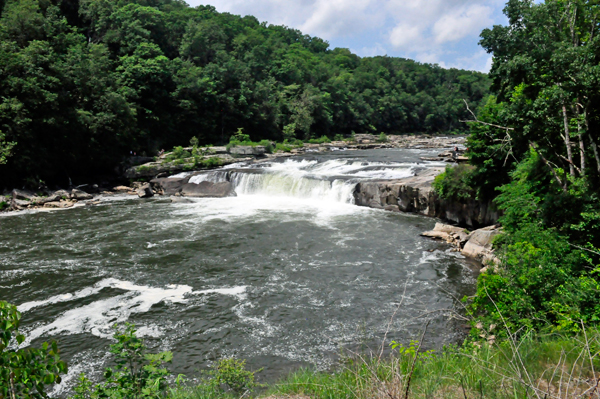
left=179, top=158, right=420, bottom=204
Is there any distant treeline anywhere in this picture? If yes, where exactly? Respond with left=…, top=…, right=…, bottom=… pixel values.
left=0, top=0, right=490, bottom=186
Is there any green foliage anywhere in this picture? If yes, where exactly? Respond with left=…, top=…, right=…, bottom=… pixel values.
left=189, top=137, right=199, bottom=147
left=270, top=332, right=600, bottom=399
left=73, top=323, right=172, bottom=399
left=0, top=131, right=15, bottom=165
left=209, top=358, right=263, bottom=395
left=432, top=164, right=476, bottom=201
left=0, top=201, right=7, bottom=211
left=377, top=133, right=388, bottom=143
left=307, top=135, right=331, bottom=144
left=228, top=128, right=251, bottom=146
left=0, top=0, right=490, bottom=187
left=258, top=140, right=274, bottom=153
left=0, top=301, right=68, bottom=399
left=333, top=134, right=344, bottom=141
left=467, top=152, right=600, bottom=335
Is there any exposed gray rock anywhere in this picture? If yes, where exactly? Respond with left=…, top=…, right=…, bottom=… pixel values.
left=210, top=146, right=228, bottom=154
left=12, top=199, right=31, bottom=208
left=137, top=184, right=154, bottom=198
left=44, top=201, right=74, bottom=209
left=421, top=223, right=470, bottom=248
left=12, top=189, right=34, bottom=201
left=228, top=146, right=266, bottom=156
left=150, top=178, right=188, bottom=196
left=71, top=189, right=93, bottom=200
left=353, top=167, right=499, bottom=228
left=462, top=225, right=502, bottom=261
left=170, top=196, right=196, bottom=203
left=180, top=181, right=236, bottom=198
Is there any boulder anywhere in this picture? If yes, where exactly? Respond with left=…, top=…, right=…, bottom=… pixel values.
left=12, top=199, right=31, bottom=208
left=44, top=201, right=74, bottom=209
left=228, top=146, right=266, bottom=156
left=12, top=189, right=34, bottom=201
left=150, top=177, right=188, bottom=195
left=421, top=230, right=452, bottom=241
left=71, top=189, right=93, bottom=200
left=180, top=181, right=237, bottom=198
left=462, top=225, right=502, bottom=261
left=170, top=196, right=196, bottom=203
left=113, top=186, right=135, bottom=193
left=137, top=184, right=154, bottom=198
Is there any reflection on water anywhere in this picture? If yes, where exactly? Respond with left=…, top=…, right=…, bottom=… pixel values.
left=0, top=149, right=476, bottom=396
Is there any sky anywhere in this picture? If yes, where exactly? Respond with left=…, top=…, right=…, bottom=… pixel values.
left=184, top=0, right=510, bottom=73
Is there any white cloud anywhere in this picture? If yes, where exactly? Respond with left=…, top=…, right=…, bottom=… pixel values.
left=432, top=4, right=493, bottom=44
left=185, top=0, right=507, bottom=71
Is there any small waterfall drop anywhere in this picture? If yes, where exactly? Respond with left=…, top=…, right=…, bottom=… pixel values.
left=184, top=158, right=419, bottom=204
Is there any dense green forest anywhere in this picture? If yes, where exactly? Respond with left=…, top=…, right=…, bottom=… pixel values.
left=0, top=0, right=490, bottom=187
left=436, top=0, right=600, bottom=335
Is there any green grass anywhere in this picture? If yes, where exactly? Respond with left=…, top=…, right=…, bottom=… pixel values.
left=168, top=331, right=600, bottom=399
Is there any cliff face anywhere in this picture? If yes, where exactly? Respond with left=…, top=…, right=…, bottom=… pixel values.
left=353, top=168, right=499, bottom=228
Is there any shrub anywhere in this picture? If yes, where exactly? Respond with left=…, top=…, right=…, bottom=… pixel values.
left=258, top=140, right=274, bottom=153
left=334, top=134, right=344, bottom=141
left=377, top=133, right=388, bottom=142
left=432, top=164, right=476, bottom=201
left=73, top=324, right=172, bottom=399
left=189, top=136, right=199, bottom=147
left=201, top=157, right=223, bottom=168
left=0, top=201, right=7, bottom=211
left=166, top=146, right=191, bottom=162
left=0, top=301, right=68, bottom=399
left=307, top=135, right=331, bottom=144
left=275, top=143, right=292, bottom=153
left=210, top=358, right=263, bottom=395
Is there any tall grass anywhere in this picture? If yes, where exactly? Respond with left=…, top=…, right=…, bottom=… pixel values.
left=267, top=330, right=600, bottom=399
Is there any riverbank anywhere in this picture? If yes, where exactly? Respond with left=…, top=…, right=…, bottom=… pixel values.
left=167, top=330, right=599, bottom=399
left=0, top=134, right=466, bottom=215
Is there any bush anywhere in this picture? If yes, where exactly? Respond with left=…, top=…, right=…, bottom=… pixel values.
left=307, top=135, right=331, bottom=144
left=0, top=201, right=7, bottom=211
left=210, top=358, right=263, bottom=395
left=258, top=140, right=274, bottom=153
left=432, top=164, right=476, bottom=201
left=377, top=133, right=388, bottom=142
left=334, top=134, right=344, bottom=141
left=74, top=324, right=173, bottom=399
left=0, top=301, right=68, bottom=399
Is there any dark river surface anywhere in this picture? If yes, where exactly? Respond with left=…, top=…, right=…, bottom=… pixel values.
left=0, top=148, right=478, bottom=395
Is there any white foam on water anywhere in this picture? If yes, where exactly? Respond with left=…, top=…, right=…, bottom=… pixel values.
left=0, top=280, right=30, bottom=289
left=19, top=279, right=247, bottom=344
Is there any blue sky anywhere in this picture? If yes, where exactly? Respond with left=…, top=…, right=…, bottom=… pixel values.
left=184, top=0, right=510, bottom=72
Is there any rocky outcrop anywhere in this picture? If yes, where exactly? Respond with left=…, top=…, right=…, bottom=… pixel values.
left=228, top=146, right=266, bottom=156
left=421, top=223, right=470, bottom=248
left=151, top=175, right=236, bottom=198
left=136, top=184, right=154, bottom=198
left=180, top=181, right=236, bottom=198
left=150, top=177, right=188, bottom=195
left=462, top=225, right=502, bottom=263
left=422, top=223, right=502, bottom=265
left=353, top=167, right=499, bottom=228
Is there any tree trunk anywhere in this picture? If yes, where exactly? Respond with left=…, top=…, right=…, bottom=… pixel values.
left=590, top=137, right=600, bottom=174
left=576, top=102, right=586, bottom=176
left=584, top=108, right=600, bottom=174
left=562, top=104, right=576, bottom=176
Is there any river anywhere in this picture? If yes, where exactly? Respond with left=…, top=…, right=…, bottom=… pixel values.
left=0, top=148, right=478, bottom=395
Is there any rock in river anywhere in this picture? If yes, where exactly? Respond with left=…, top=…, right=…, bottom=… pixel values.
left=180, top=181, right=237, bottom=198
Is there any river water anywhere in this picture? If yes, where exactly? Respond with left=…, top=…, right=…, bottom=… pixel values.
left=0, top=149, right=477, bottom=395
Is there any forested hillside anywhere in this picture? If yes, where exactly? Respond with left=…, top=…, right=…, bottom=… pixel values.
left=0, top=0, right=489, bottom=186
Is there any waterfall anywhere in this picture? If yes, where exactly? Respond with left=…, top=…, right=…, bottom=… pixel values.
left=182, top=158, right=418, bottom=204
